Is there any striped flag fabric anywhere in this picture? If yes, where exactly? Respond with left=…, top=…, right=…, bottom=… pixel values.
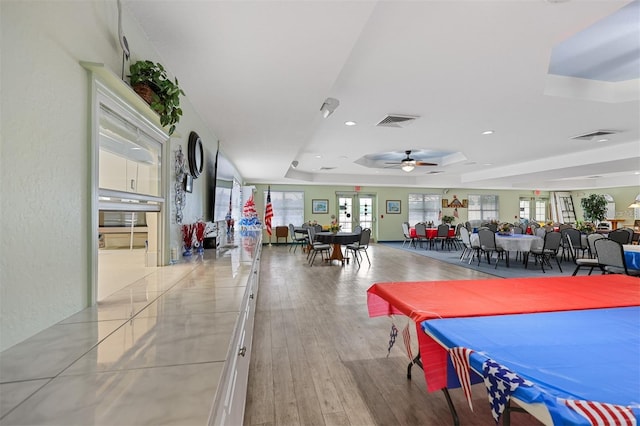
left=265, top=186, right=273, bottom=236
left=449, top=347, right=474, bottom=411
left=563, top=399, right=636, bottom=426
left=402, top=322, right=413, bottom=361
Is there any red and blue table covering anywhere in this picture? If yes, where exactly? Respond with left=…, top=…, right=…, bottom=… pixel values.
left=367, top=275, right=640, bottom=393
left=421, top=307, right=640, bottom=425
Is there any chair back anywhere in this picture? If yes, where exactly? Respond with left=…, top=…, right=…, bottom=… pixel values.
left=437, top=224, right=450, bottom=237
left=353, top=225, right=363, bottom=235
left=608, top=229, right=631, bottom=245
left=478, top=228, right=496, bottom=250
left=511, top=225, right=523, bottom=234
left=288, top=223, right=297, bottom=239
left=565, top=233, right=577, bottom=262
left=307, top=226, right=316, bottom=242
left=594, top=238, right=626, bottom=269
left=535, top=227, right=547, bottom=238
left=484, top=223, right=498, bottom=232
left=465, top=221, right=472, bottom=232
left=562, top=228, right=581, bottom=249
left=586, top=233, right=605, bottom=258
left=543, top=231, right=562, bottom=252
left=459, top=226, right=471, bottom=247
left=359, top=228, right=371, bottom=247
left=415, top=222, right=427, bottom=237
left=402, top=222, right=410, bottom=237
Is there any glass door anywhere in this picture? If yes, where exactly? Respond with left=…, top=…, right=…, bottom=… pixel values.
left=336, top=193, right=376, bottom=238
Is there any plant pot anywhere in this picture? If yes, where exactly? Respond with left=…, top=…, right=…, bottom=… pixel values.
left=132, top=83, right=156, bottom=105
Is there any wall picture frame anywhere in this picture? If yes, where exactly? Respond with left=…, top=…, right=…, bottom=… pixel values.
left=386, top=200, right=401, bottom=214
left=312, top=199, right=329, bottom=214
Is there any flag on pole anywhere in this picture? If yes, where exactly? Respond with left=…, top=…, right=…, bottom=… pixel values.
left=265, top=186, right=273, bottom=236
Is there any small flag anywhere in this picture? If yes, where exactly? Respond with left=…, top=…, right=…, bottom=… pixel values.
left=438, top=210, right=442, bottom=221
left=449, top=347, right=474, bottom=411
left=402, top=322, right=413, bottom=361
left=482, top=359, right=533, bottom=423
left=265, top=186, right=273, bottom=236
left=563, top=399, right=636, bottom=426
left=454, top=207, right=459, bottom=218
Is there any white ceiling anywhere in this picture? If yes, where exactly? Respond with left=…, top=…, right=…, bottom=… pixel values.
left=125, top=0, right=640, bottom=190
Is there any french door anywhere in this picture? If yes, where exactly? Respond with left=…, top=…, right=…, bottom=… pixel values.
left=336, top=193, right=375, bottom=238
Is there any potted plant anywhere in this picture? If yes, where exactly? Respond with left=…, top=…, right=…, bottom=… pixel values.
left=128, top=60, right=185, bottom=135
left=442, top=215, right=455, bottom=225
left=581, top=194, right=608, bottom=224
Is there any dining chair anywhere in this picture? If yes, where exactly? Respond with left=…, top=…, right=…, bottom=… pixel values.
left=511, top=225, right=524, bottom=234
left=593, top=238, right=640, bottom=276
left=353, top=225, right=363, bottom=235
left=586, top=233, right=605, bottom=258
left=347, top=228, right=371, bottom=267
left=414, top=222, right=428, bottom=249
left=528, top=231, right=562, bottom=273
left=434, top=224, right=454, bottom=250
left=307, top=228, right=332, bottom=266
left=458, top=226, right=479, bottom=264
left=288, top=223, right=307, bottom=253
left=477, top=228, right=507, bottom=268
left=401, top=222, right=414, bottom=248
left=609, top=228, right=633, bottom=245
left=534, top=227, right=547, bottom=238
left=565, top=233, right=604, bottom=276
left=561, top=228, right=587, bottom=261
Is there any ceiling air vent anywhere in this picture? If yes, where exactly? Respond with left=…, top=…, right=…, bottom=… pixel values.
left=571, top=130, right=618, bottom=141
left=376, top=114, right=419, bottom=128
left=319, top=166, right=336, bottom=171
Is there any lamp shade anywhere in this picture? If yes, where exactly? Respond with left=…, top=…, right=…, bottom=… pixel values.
left=628, top=194, right=640, bottom=208
left=401, top=164, right=415, bottom=172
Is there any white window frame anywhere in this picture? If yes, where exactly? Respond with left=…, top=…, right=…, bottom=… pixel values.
left=408, top=193, right=441, bottom=225
left=263, top=190, right=304, bottom=227
left=468, top=194, right=499, bottom=222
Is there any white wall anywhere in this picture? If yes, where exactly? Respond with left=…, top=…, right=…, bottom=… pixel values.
left=0, top=1, right=219, bottom=351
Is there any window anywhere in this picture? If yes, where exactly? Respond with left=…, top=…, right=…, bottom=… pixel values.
left=468, top=195, right=499, bottom=221
left=264, top=190, right=304, bottom=227
left=408, top=193, right=441, bottom=225
left=535, top=200, right=547, bottom=222
left=519, top=199, right=530, bottom=220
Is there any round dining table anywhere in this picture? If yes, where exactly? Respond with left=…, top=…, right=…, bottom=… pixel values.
left=315, top=232, right=361, bottom=264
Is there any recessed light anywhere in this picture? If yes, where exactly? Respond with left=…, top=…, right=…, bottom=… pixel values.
left=314, top=155, right=322, bottom=159
left=597, top=138, right=609, bottom=142
left=482, top=130, right=494, bottom=135
left=635, top=172, right=640, bottom=175
left=483, top=163, right=493, bottom=166
left=344, top=121, right=357, bottom=126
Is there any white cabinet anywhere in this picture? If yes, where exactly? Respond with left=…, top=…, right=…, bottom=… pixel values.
left=210, top=239, right=261, bottom=426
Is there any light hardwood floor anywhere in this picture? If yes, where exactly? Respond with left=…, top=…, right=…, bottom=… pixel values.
left=244, top=243, right=543, bottom=426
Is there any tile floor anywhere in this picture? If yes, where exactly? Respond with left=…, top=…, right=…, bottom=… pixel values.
left=0, top=242, right=255, bottom=425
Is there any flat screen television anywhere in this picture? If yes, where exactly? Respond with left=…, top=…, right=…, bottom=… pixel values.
left=210, top=147, right=237, bottom=224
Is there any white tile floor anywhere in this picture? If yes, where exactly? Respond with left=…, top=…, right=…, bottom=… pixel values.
left=0, top=243, right=255, bottom=425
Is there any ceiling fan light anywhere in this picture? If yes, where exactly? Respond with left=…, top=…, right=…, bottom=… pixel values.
left=401, top=164, right=415, bottom=172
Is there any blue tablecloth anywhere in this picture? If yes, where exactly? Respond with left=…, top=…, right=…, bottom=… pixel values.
left=422, top=307, right=640, bottom=425
left=624, top=247, right=640, bottom=270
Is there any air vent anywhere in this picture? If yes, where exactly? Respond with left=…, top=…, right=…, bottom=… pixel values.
left=319, top=166, right=336, bottom=171
left=376, top=114, right=419, bottom=128
left=426, top=170, right=443, bottom=174
left=571, top=130, right=618, bottom=141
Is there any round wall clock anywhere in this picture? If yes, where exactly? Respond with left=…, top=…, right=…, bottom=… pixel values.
left=187, top=131, right=204, bottom=178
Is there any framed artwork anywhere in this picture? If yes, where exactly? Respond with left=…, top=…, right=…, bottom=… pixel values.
left=386, top=200, right=401, bottom=214
left=312, top=199, right=329, bottom=214
left=184, top=174, right=193, bottom=193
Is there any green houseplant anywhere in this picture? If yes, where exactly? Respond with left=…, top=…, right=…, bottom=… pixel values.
left=128, top=60, right=185, bottom=135
left=442, top=215, right=455, bottom=224
left=581, top=194, right=608, bottom=223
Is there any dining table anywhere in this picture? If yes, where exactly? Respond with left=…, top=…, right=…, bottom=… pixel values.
left=623, top=244, right=640, bottom=270
left=410, top=227, right=455, bottom=241
left=470, top=233, right=542, bottom=252
left=314, top=231, right=361, bottom=265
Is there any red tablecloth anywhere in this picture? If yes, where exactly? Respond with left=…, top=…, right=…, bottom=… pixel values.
left=409, top=227, right=455, bottom=239
left=367, top=275, right=640, bottom=391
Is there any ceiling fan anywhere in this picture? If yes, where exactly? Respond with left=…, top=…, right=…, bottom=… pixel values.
left=385, top=150, right=437, bottom=172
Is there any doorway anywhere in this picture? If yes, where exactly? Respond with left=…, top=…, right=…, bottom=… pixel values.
left=93, top=81, right=167, bottom=303
left=336, top=193, right=376, bottom=238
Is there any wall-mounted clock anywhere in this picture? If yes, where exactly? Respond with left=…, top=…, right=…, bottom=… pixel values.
left=188, top=131, right=204, bottom=178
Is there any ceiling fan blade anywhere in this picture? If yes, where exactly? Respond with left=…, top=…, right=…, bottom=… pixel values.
left=415, top=161, right=438, bottom=166
left=384, top=161, right=402, bottom=164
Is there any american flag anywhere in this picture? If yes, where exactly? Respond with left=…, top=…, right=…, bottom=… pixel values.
left=449, top=347, right=474, bottom=411
left=482, top=359, right=533, bottom=423
left=562, top=399, right=636, bottom=426
left=402, top=323, right=413, bottom=361
left=438, top=210, right=442, bottom=221
left=265, top=186, right=273, bottom=236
